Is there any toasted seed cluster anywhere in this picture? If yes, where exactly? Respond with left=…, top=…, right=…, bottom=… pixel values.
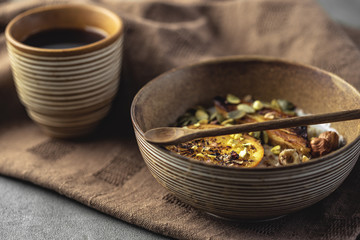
left=167, top=94, right=341, bottom=168
left=166, top=132, right=262, bottom=167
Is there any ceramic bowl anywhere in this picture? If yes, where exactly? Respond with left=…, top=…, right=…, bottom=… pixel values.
left=5, top=4, right=123, bottom=138
left=131, top=56, right=360, bottom=221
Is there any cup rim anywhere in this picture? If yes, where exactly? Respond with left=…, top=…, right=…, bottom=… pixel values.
left=5, top=4, right=124, bottom=56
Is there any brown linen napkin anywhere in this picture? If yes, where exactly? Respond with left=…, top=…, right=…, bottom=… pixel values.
left=1, top=0, right=360, bottom=239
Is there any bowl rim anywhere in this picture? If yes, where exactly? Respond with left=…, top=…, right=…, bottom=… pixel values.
left=131, top=55, right=360, bottom=171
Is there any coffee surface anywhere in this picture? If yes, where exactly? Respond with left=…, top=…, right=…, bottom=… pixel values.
left=23, top=28, right=106, bottom=49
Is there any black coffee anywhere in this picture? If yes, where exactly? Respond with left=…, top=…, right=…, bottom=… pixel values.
left=23, top=28, right=106, bottom=49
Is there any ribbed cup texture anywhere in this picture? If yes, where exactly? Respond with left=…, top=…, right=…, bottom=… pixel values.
left=7, top=36, right=123, bottom=138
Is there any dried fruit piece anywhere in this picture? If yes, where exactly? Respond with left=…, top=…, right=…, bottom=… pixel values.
left=245, top=114, right=311, bottom=155
left=310, top=137, right=331, bottom=157
left=319, top=131, right=339, bottom=151
left=267, top=128, right=311, bottom=155
left=166, top=124, right=264, bottom=168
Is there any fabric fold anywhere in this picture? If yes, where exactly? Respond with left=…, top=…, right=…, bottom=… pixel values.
left=0, top=0, right=359, bottom=239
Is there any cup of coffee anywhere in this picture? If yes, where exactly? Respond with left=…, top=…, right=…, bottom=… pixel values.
left=5, top=4, right=123, bottom=138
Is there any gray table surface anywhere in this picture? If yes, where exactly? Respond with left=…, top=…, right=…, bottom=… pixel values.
left=1, top=0, right=360, bottom=239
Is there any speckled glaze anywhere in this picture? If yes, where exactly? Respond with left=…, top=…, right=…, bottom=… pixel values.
left=131, top=56, right=360, bottom=221
left=5, top=4, right=123, bottom=138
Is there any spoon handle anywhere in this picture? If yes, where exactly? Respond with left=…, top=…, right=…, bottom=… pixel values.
left=145, top=109, right=360, bottom=145
left=190, top=109, right=360, bottom=139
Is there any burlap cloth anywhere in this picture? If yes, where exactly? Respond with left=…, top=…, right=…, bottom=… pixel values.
left=1, top=0, right=360, bottom=239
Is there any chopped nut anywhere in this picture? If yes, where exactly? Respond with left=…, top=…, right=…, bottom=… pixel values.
left=310, top=137, right=332, bottom=157
left=302, top=155, right=310, bottom=163
left=319, top=131, right=339, bottom=151
left=270, top=145, right=281, bottom=155
left=279, top=149, right=300, bottom=166
left=227, top=139, right=234, bottom=145
left=264, top=111, right=281, bottom=120
left=239, top=148, right=249, bottom=159
left=242, top=143, right=252, bottom=147
left=252, top=100, right=264, bottom=110
left=234, top=134, right=242, bottom=140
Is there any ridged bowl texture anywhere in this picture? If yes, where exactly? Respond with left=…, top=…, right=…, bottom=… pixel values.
left=131, top=56, right=360, bottom=221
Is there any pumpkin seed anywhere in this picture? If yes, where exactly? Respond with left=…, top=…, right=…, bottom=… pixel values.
left=262, top=131, right=269, bottom=144
left=284, top=110, right=296, bottom=116
left=216, top=112, right=225, bottom=123
left=226, top=94, right=241, bottom=104
left=270, top=99, right=281, bottom=111
left=209, top=112, right=218, bottom=121
left=198, top=119, right=208, bottom=124
left=207, top=106, right=217, bottom=115
left=237, top=104, right=255, bottom=113
left=181, top=120, right=190, bottom=126
left=242, top=94, right=253, bottom=102
left=221, top=118, right=234, bottom=125
left=195, top=109, right=209, bottom=121
left=249, top=131, right=261, bottom=139
left=277, top=99, right=295, bottom=111
left=228, top=110, right=246, bottom=120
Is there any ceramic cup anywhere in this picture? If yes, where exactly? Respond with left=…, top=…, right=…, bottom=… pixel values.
left=5, top=4, right=124, bottom=138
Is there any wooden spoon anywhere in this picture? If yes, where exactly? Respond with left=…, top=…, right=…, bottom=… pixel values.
left=144, top=109, right=360, bottom=145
